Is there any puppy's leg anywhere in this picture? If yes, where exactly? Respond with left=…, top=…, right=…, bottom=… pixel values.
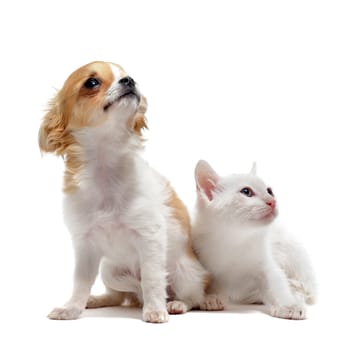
left=87, top=290, right=142, bottom=308
left=124, top=292, right=142, bottom=307
left=86, top=288, right=125, bottom=309
left=48, top=241, right=100, bottom=320
left=137, top=225, right=168, bottom=323
left=87, top=261, right=142, bottom=308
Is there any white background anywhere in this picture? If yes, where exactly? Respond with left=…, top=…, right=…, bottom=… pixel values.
left=1, top=0, right=349, bottom=349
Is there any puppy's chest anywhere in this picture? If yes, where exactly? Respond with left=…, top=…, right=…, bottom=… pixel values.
left=82, top=180, right=125, bottom=217
left=67, top=176, right=137, bottom=255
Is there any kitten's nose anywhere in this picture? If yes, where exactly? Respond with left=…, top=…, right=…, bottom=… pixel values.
left=266, top=200, right=276, bottom=209
left=119, top=76, right=135, bottom=88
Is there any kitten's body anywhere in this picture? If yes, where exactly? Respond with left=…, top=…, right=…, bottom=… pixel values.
left=192, top=161, right=316, bottom=319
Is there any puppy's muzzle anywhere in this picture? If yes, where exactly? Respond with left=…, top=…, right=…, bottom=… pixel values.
left=119, top=76, right=135, bottom=88
left=118, top=76, right=140, bottom=101
left=104, top=76, right=140, bottom=111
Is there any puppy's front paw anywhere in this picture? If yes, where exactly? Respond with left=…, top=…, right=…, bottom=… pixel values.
left=143, top=309, right=169, bottom=323
left=167, top=300, right=188, bottom=314
left=270, top=304, right=306, bottom=320
left=48, top=306, right=83, bottom=320
left=200, top=294, right=224, bottom=311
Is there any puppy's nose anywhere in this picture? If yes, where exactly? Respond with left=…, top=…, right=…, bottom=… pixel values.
left=119, top=76, right=135, bottom=88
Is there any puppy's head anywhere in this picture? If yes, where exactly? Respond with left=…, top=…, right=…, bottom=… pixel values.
left=39, top=61, right=147, bottom=154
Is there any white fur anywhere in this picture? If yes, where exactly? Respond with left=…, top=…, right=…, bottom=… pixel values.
left=47, top=64, right=207, bottom=323
left=192, top=160, right=316, bottom=320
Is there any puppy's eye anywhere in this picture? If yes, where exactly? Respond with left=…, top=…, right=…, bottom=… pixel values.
left=84, top=78, right=100, bottom=89
left=267, top=187, right=274, bottom=196
left=240, top=187, right=254, bottom=197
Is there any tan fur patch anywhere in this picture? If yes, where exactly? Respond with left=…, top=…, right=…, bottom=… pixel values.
left=132, top=114, right=148, bottom=135
left=38, top=95, right=70, bottom=154
left=166, top=185, right=203, bottom=263
left=127, top=95, right=148, bottom=135
left=65, top=61, right=115, bottom=129
left=63, top=144, right=83, bottom=193
left=202, top=272, right=211, bottom=291
left=167, top=185, right=209, bottom=292
left=39, top=61, right=116, bottom=154
left=167, top=185, right=191, bottom=234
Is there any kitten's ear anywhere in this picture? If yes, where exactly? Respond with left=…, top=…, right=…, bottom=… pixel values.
left=195, top=160, right=220, bottom=201
left=250, top=162, right=257, bottom=175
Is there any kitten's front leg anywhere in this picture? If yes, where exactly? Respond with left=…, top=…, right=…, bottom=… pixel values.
left=137, top=224, right=168, bottom=323
left=48, top=240, right=100, bottom=320
left=262, top=260, right=306, bottom=320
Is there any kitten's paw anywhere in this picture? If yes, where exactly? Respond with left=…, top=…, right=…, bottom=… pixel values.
left=270, top=304, right=306, bottom=320
left=143, top=309, right=169, bottom=323
left=48, top=306, right=82, bottom=320
left=200, top=294, right=224, bottom=311
left=167, top=300, right=188, bottom=314
left=289, top=279, right=317, bottom=305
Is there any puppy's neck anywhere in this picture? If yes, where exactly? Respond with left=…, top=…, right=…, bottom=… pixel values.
left=63, top=123, right=140, bottom=194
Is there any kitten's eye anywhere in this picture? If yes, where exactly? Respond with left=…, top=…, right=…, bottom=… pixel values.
left=84, top=77, right=101, bottom=89
left=267, top=187, right=274, bottom=196
left=240, top=187, right=254, bottom=197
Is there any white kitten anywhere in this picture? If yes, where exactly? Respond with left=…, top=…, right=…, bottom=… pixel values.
left=192, top=160, right=316, bottom=320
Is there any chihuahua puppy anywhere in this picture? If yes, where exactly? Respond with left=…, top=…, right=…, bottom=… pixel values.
left=39, top=61, right=209, bottom=323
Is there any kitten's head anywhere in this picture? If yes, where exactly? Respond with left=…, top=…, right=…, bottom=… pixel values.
left=195, top=160, right=277, bottom=226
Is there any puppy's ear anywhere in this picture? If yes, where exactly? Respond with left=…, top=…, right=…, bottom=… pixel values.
left=132, top=95, right=148, bottom=136
left=38, top=95, right=68, bottom=154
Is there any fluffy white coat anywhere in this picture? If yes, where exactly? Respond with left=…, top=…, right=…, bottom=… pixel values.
left=192, top=160, right=316, bottom=319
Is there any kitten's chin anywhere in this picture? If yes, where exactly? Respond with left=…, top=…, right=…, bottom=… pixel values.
left=243, top=211, right=278, bottom=227
left=235, top=216, right=276, bottom=229
left=258, top=211, right=278, bottom=225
